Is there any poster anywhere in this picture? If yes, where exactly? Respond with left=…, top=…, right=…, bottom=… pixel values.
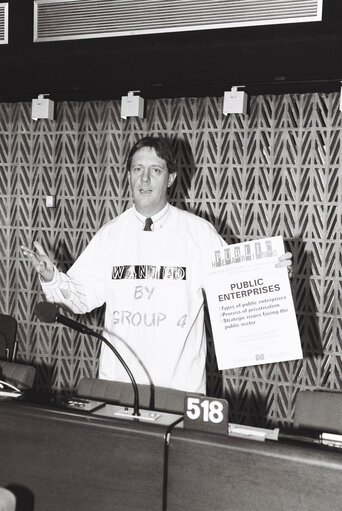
left=206, top=236, right=303, bottom=370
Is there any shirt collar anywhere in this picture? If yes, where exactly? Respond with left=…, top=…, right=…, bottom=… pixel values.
left=134, top=203, right=170, bottom=231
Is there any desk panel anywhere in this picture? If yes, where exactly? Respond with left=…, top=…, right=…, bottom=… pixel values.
left=0, top=401, right=174, bottom=511
left=167, top=426, right=342, bottom=511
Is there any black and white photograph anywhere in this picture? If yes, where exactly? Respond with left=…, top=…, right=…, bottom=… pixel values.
left=0, top=1, right=341, bottom=510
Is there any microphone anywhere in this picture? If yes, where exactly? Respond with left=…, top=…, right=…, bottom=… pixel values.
left=34, top=302, right=91, bottom=334
left=34, top=302, right=140, bottom=416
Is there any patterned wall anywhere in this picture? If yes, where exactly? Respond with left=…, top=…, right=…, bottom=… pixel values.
left=0, top=93, right=341, bottom=427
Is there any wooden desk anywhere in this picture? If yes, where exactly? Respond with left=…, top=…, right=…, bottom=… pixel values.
left=3, top=400, right=342, bottom=511
left=166, top=425, right=342, bottom=511
left=0, top=401, right=180, bottom=511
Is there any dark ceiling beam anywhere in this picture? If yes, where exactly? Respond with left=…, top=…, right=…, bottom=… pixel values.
left=0, top=0, right=342, bottom=102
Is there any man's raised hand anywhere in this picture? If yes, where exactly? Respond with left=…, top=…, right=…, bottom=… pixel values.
left=275, top=252, right=293, bottom=278
left=21, top=241, right=54, bottom=282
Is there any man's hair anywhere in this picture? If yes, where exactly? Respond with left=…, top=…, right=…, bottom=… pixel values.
left=126, top=136, right=177, bottom=174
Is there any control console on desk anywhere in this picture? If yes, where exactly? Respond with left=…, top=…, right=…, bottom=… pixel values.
left=92, top=402, right=183, bottom=426
left=0, top=399, right=181, bottom=511
left=61, top=395, right=183, bottom=426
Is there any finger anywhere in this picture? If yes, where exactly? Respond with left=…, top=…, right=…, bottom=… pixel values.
left=21, top=245, right=46, bottom=271
left=278, top=252, right=292, bottom=261
left=21, top=246, right=39, bottom=263
left=29, top=253, right=43, bottom=268
left=33, top=241, right=48, bottom=257
left=21, top=245, right=35, bottom=257
left=274, top=259, right=292, bottom=268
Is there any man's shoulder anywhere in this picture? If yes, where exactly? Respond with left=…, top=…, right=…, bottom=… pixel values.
left=170, top=205, right=226, bottom=248
left=102, top=208, right=133, bottom=227
left=171, top=205, right=218, bottom=230
left=94, top=208, right=134, bottom=237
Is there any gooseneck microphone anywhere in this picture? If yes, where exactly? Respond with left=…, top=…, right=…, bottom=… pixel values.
left=34, top=302, right=91, bottom=334
left=34, top=302, right=140, bottom=416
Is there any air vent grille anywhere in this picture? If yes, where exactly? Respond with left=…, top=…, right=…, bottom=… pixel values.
left=0, top=3, right=8, bottom=44
left=34, top=0, right=323, bottom=42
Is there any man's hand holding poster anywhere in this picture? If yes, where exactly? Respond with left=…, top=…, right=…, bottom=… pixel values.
left=206, top=237, right=303, bottom=370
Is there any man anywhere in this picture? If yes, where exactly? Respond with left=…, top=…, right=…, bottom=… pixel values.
left=22, top=136, right=291, bottom=393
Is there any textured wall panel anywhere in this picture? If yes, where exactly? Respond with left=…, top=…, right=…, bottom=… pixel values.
left=0, top=92, right=341, bottom=428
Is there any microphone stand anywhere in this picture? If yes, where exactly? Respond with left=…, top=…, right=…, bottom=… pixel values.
left=87, top=330, right=140, bottom=417
left=34, top=303, right=185, bottom=426
left=33, top=302, right=142, bottom=415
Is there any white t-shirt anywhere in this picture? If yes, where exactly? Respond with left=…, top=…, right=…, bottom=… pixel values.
left=42, top=204, right=225, bottom=393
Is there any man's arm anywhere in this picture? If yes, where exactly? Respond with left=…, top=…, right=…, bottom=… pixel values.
left=21, top=242, right=101, bottom=314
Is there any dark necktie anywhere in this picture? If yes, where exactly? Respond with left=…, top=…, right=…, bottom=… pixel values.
left=144, top=217, right=153, bottom=231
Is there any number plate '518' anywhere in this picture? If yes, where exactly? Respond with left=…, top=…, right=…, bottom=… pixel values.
left=183, top=395, right=229, bottom=434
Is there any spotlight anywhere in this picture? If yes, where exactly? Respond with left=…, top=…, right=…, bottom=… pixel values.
left=31, top=94, right=54, bottom=121
left=223, top=86, right=248, bottom=115
left=120, top=90, right=144, bottom=119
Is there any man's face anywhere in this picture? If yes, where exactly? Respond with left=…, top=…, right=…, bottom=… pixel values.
left=129, top=146, right=176, bottom=216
